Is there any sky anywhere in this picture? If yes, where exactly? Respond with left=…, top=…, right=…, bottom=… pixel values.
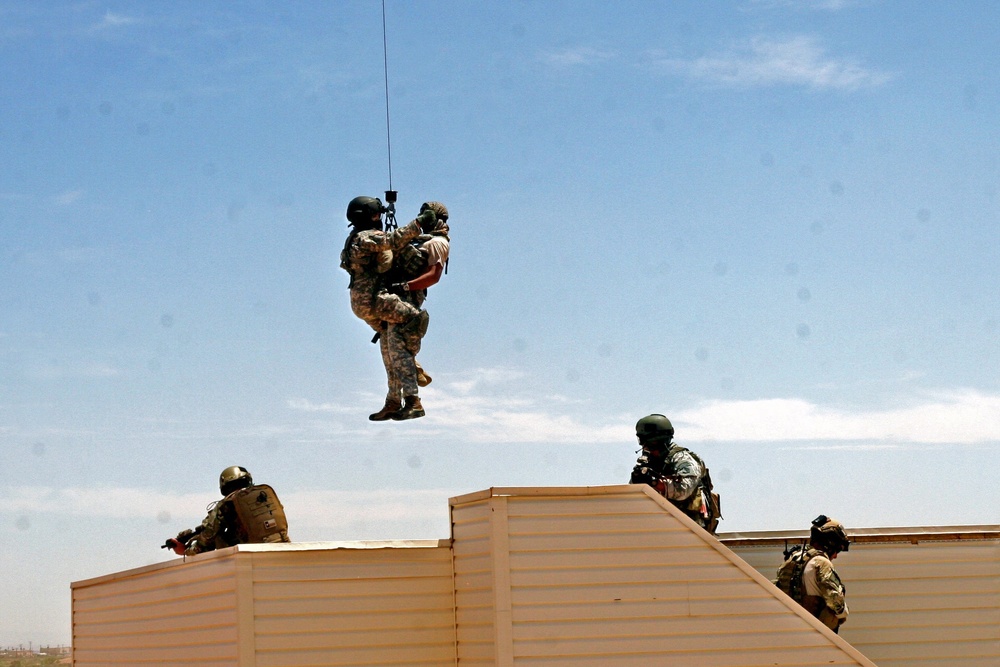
left=1, top=0, right=998, bottom=646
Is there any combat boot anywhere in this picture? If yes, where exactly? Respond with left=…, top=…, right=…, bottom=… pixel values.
left=416, top=361, right=432, bottom=387
left=391, top=395, right=425, bottom=421
left=369, top=398, right=401, bottom=421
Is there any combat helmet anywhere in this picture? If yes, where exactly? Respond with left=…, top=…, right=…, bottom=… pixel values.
left=346, top=196, right=385, bottom=228
left=810, top=515, right=850, bottom=553
left=219, top=466, right=253, bottom=496
left=420, top=201, right=449, bottom=222
left=635, top=414, right=674, bottom=446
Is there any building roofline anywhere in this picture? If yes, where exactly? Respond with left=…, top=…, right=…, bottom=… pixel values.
left=719, top=525, right=1000, bottom=547
left=71, top=539, right=450, bottom=589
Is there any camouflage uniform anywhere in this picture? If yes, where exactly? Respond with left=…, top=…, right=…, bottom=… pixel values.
left=632, top=444, right=715, bottom=530
left=341, top=219, right=424, bottom=330
left=383, top=219, right=450, bottom=401
left=183, top=497, right=237, bottom=555
left=802, top=549, right=849, bottom=631
left=182, top=486, right=291, bottom=556
left=657, top=445, right=710, bottom=528
left=340, top=219, right=425, bottom=401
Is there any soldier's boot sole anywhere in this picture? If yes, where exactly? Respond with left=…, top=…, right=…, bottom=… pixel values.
left=391, top=397, right=425, bottom=421
left=369, top=400, right=402, bottom=421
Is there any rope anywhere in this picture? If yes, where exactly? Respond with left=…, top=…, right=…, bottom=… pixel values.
left=381, top=0, right=397, bottom=230
left=381, top=0, right=393, bottom=192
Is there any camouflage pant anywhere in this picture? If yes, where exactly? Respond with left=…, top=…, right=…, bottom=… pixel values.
left=351, top=288, right=425, bottom=401
left=380, top=313, right=426, bottom=399
left=350, top=287, right=420, bottom=326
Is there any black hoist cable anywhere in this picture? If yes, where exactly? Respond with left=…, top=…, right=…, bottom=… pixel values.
left=381, top=0, right=398, bottom=231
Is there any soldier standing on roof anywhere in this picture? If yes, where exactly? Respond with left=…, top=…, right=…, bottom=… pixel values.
left=340, top=196, right=437, bottom=420
left=367, top=201, right=451, bottom=420
left=163, top=466, right=289, bottom=556
left=629, top=414, right=722, bottom=533
left=774, top=515, right=851, bottom=633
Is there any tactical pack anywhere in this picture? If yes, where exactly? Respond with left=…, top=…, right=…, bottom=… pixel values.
left=228, top=484, right=289, bottom=544
left=394, top=241, right=429, bottom=279
left=774, top=546, right=818, bottom=603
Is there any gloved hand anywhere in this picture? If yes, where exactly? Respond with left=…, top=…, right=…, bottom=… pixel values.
left=166, top=538, right=186, bottom=556
left=416, top=208, right=437, bottom=232
left=391, top=282, right=411, bottom=292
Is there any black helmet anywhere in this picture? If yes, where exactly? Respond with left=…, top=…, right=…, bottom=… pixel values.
left=635, top=414, right=674, bottom=445
left=346, top=196, right=384, bottom=228
left=810, top=515, right=850, bottom=553
left=219, top=466, right=253, bottom=496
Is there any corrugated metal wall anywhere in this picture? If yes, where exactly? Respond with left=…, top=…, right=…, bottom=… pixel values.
left=727, top=532, right=1000, bottom=667
left=73, top=542, right=457, bottom=667
left=450, top=486, right=875, bottom=667
left=249, top=545, right=457, bottom=667
left=452, top=492, right=498, bottom=666
left=72, top=555, right=239, bottom=666
left=74, top=488, right=995, bottom=667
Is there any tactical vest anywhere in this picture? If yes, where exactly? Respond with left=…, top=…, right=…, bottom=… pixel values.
left=774, top=546, right=820, bottom=603
left=391, top=231, right=450, bottom=282
left=395, top=241, right=429, bottom=279
left=340, top=231, right=366, bottom=281
left=227, top=484, right=290, bottom=545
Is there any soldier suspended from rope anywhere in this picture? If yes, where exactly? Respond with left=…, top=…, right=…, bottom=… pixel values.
left=339, top=195, right=450, bottom=420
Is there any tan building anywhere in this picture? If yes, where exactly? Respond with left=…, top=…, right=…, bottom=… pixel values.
left=72, top=485, right=999, bottom=666
left=723, top=525, right=1000, bottom=667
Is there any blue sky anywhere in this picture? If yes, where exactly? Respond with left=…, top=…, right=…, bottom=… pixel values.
left=2, top=0, right=998, bottom=645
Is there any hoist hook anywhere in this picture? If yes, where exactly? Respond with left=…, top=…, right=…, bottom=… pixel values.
left=384, top=189, right=398, bottom=231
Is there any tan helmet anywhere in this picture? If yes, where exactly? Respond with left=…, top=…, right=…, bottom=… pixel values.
left=420, top=201, right=449, bottom=221
left=219, top=466, right=253, bottom=496
left=810, top=515, right=850, bottom=553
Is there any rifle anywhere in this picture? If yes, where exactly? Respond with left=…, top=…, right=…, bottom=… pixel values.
left=161, top=526, right=204, bottom=551
left=630, top=453, right=667, bottom=488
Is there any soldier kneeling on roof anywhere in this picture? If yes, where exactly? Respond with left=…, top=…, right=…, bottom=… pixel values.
left=629, top=414, right=722, bottom=534
left=164, top=466, right=289, bottom=556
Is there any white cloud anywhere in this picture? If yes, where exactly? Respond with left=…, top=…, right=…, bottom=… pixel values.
left=282, top=488, right=455, bottom=538
left=747, top=0, right=862, bottom=10
left=1, top=486, right=456, bottom=540
left=651, top=35, right=892, bottom=90
left=290, top=367, right=631, bottom=444
left=290, top=367, right=1000, bottom=447
left=541, top=46, right=615, bottom=68
left=675, top=389, right=1000, bottom=444
left=91, top=12, right=140, bottom=32
left=53, top=189, right=84, bottom=206
left=26, top=360, right=121, bottom=380
left=3, top=486, right=209, bottom=520
left=286, top=397, right=355, bottom=413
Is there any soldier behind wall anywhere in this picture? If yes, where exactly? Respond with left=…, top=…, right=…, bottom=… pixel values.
left=164, top=466, right=290, bottom=556
left=628, top=414, right=722, bottom=534
left=774, top=515, right=851, bottom=632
